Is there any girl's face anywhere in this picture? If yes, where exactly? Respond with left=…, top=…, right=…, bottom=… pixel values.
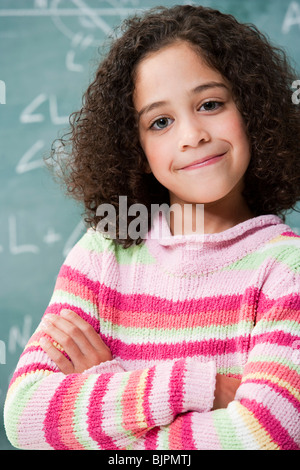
left=134, top=41, right=251, bottom=211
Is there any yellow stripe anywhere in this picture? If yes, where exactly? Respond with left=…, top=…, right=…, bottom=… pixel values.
left=235, top=402, right=280, bottom=450
left=135, top=369, right=149, bottom=428
left=243, top=372, right=300, bottom=400
left=268, top=235, right=287, bottom=244
left=6, top=369, right=52, bottom=398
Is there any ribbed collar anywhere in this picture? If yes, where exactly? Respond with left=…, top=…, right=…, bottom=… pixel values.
left=145, top=211, right=287, bottom=276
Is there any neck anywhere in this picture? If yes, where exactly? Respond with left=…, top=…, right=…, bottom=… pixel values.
left=169, top=191, right=254, bottom=236
left=203, top=199, right=254, bottom=234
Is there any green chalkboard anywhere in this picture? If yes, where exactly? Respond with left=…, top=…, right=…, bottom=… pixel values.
left=1, top=0, right=300, bottom=450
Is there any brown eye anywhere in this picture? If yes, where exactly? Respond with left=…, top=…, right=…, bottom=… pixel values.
left=200, top=101, right=223, bottom=112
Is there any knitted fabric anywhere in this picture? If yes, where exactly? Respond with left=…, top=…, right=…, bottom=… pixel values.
left=4, top=213, right=300, bottom=450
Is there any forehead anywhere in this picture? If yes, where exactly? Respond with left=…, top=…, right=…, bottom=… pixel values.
left=133, top=41, right=227, bottom=107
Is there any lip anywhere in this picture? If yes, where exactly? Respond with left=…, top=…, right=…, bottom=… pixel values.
left=179, top=152, right=227, bottom=171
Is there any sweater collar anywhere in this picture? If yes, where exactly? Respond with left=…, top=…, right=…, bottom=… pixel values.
left=145, top=211, right=287, bottom=275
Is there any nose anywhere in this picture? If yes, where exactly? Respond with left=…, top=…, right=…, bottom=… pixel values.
left=178, top=117, right=210, bottom=151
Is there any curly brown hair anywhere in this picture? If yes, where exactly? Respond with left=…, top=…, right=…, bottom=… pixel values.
left=47, top=5, right=300, bottom=247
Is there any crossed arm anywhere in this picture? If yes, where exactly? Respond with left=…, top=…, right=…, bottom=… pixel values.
left=40, top=309, right=240, bottom=410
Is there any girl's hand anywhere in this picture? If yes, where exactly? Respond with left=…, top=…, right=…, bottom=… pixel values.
left=40, top=309, right=112, bottom=374
left=212, top=374, right=241, bottom=410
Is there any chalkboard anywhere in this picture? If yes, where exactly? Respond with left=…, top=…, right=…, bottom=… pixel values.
left=1, top=0, right=300, bottom=450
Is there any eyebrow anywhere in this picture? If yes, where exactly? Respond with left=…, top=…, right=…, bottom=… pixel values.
left=137, top=82, right=228, bottom=118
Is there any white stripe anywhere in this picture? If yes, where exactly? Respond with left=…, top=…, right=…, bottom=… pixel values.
left=149, top=362, right=173, bottom=426
left=236, top=382, right=300, bottom=441
left=227, top=401, right=259, bottom=449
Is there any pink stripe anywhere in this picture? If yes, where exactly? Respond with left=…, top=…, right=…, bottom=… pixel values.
left=61, top=243, right=300, bottom=326
left=169, top=359, right=185, bottom=416
left=9, top=361, right=57, bottom=387
left=168, top=414, right=197, bottom=450
left=258, top=292, right=300, bottom=319
left=44, top=375, right=76, bottom=449
left=250, top=331, right=300, bottom=350
left=144, top=427, right=159, bottom=450
left=97, top=283, right=252, bottom=314
left=55, top=267, right=300, bottom=327
left=45, top=303, right=100, bottom=333
left=242, top=362, right=300, bottom=412
left=281, top=231, right=300, bottom=238
left=122, top=370, right=141, bottom=435
left=87, top=373, right=119, bottom=449
left=244, top=361, right=300, bottom=389
left=106, top=336, right=248, bottom=361
left=240, top=398, right=300, bottom=450
left=96, top=288, right=295, bottom=325
left=257, top=304, right=300, bottom=321
left=168, top=414, right=184, bottom=449
left=142, top=366, right=156, bottom=428
left=55, top=277, right=98, bottom=306
left=58, top=264, right=99, bottom=293
left=16, top=330, right=46, bottom=362
left=96, top=288, right=261, bottom=329
left=58, top=375, right=87, bottom=450
left=180, top=413, right=197, bottom=450
left=98, top=302, right=251, bottom=330
left=242, top=377, right=300, bottom=414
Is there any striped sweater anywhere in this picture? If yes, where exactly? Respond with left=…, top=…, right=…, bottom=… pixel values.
left=4, top=213, right=300, bottom=450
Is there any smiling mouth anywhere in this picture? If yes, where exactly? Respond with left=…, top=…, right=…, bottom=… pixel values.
left=180, top=152, right=227, bottom=171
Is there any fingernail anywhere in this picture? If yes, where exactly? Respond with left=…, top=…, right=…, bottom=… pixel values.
left=61, top=309, right=71, bottom=317
left=40, top=337, right=48, bottom=347
left=41, top=318, right=51, bottom=328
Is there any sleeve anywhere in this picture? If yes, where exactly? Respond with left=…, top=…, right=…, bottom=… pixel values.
left=130, top=272, right=300, bottom=450
left=3, top=232, right=216, bottom=450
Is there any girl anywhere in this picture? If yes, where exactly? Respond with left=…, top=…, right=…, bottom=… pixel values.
left=4, top=5, right=300, bottom=450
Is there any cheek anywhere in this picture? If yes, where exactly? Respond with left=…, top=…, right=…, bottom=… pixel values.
left=141, top=137, right=167, bottom=171
left=227, top=114, right=249, bottom=148
left=219, top=113, right=250, bottom=157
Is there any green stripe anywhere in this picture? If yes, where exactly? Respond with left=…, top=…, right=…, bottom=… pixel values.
left=252, top=319, right=300, bottom=335
left=225, top=245, right=300, bottom=273
left=158, top=424, right=171, bottom=449
left=49, top=290, right=96, bottom=313
left=100, top=318, right=252, bottom=343
left=213, top=409, right=244, bottom=449
left=116, top=372, right=138, bottom=448
left=4, top=372, right=51, bottom=448
left=73, top=375, right=99, bottom=450
left=217, top=365, right=244, bottom=375
left=246, top=354, right=300, bottom=373
left=80, top=231, right=156, bottom=265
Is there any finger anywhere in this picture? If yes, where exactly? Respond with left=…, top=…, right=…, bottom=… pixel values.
left=41, top=316, right=84, bottom=364
left=60, top=310, right=106, bottom=350
left=40, top=336, right=74, bottom=374
left=59, top=310, right=112, bottom=359
left=43, top=311, right=112, bottom=365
